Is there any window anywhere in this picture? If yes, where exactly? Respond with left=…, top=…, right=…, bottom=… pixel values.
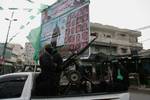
left=95, top=46, right=100, bottom=52
left=106, top=35, right=111, bottom=38
left=121, top=48, right=127, bottom=53
left=103, top=34, right=105, bottom=37
left=120, top=34, right=126, bottom=37
left=0, top=75, right=27, bottom=99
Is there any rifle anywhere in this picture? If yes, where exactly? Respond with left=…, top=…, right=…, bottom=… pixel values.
left=63, top=37, right=97, bottom=70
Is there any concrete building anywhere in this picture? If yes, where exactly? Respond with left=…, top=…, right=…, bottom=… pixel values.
left=0, top=43, right=24, bottom=64
left=24, top=42, right=35, bottom=65
left=90, top=23, right=143, bottom=56
left=139, top=49, right=150, bottom=58
left=0, top=43, right=25, bottom=74
left=8, top=44, right=25, bottom=64
left=0, top=43, right=13, bottom=65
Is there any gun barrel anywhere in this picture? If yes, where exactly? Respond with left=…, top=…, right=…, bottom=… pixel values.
left=77, top=37, right=97, bottom=56
left=62, top=37, right=97, bottom=70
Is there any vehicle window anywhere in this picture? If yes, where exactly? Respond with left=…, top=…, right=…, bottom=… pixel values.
left=0, top=75, right=28, bottom=99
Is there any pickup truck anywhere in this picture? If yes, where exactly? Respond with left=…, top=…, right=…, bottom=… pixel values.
left=0, top=72, right=130, bottom=100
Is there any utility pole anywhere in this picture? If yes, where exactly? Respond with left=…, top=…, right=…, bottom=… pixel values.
left=2, top=11, right=17, bottom=74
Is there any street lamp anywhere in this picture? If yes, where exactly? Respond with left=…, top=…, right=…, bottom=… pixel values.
left=2, top=11, right=17, bottom=74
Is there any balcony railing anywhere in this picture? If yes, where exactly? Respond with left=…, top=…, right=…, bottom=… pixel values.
left=92, top=37, right=142, bottom=48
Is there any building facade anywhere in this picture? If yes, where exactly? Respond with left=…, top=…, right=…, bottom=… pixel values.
left=0, top=43, right=12, bottom=65
left=0, top=43, right=25, bottom=74
left=90, top=23, right=143, bottom=56
left=8, top=44, right=25, bottom=64
left=24, top=42, right=35, bottom=65
left=139, top=49, right=150, bottom=58
left=0, top=43, right=24, bottom=64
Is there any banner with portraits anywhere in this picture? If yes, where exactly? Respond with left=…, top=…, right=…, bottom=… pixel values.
left=41, top=0, right=90, bottom=58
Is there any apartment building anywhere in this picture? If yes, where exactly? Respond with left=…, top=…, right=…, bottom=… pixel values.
left=90, top=23, right=143, bottom=56
left=0, top=43, right=24, bottom=64
left=24, top=42, right=35, bottom=65
left=8, top=44, right=25, bottom=64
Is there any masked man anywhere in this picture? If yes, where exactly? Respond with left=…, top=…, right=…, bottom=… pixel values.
left=35, top=44, right=63, bottom=96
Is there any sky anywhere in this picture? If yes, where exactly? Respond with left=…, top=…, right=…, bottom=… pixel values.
left=0, top=0, right=150, bottom=49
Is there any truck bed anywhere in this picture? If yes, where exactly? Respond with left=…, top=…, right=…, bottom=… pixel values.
left=31, top=92, right=129, bottom=100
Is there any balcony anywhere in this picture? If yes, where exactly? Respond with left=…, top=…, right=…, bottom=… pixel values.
left=93, top=37, right=129, bottom=46
left=131, top=43, right=143, bottom=48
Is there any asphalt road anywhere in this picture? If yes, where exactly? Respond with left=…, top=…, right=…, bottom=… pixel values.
left=130, top=91, right=150, bottom=100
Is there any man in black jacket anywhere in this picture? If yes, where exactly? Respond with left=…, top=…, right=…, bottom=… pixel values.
left=112, top=61, right=129, bottom=92
left=35, top=44, right=63, bottom=96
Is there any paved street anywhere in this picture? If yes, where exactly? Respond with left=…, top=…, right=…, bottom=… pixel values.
left=130, top=92, right=150, bottom=100
left=129, top=88, right=150, bottom=100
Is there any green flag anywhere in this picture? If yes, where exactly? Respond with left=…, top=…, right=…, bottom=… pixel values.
left=0, top=6, right=3, bottom=10
left=40, top=4, right=49, bottom=11
left=26, top=22, right=30, bottom=25
left=26, top=0, right=34, bottom=3
left=29, top=15, right=35, bottom=20
left=37, top=4, right=49, bottom=14
left=27, top=26, right=41, bottom=64
left=27, top=9, right=32, bottom=12
left=20, top=25, right=25, bottom=29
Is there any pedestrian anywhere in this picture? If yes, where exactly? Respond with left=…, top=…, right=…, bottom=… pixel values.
left=112, top=61, right=129, bottom=91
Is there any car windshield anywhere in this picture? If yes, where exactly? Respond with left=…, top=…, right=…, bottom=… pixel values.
left=0, top=75, right=28, bottom=99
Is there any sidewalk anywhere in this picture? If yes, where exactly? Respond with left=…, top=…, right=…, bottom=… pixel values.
left=129, top=85, right=150, bottom=94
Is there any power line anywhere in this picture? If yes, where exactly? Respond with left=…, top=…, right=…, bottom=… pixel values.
left=135, top=25, right=150, bottom=31
left=135, top=25, right=150, bottom=43
left=140, top=38, right=150, bottom=42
